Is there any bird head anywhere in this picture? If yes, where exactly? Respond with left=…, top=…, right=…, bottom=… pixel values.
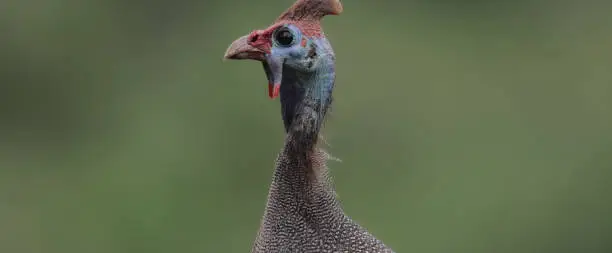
left=224, top=0, right=343, bottom=99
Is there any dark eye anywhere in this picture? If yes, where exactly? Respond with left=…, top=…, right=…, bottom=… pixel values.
left=274, top=27, right=294, bottom=46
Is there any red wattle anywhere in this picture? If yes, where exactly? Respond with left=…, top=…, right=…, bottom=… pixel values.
left=268, top=83, right=280, bottom=99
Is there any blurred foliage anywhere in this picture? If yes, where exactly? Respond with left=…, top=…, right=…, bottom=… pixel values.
left=1, top=0, right=611, bottom=252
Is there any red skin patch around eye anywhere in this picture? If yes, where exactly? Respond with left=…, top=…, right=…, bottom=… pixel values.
left=247, top=21, right=323, bottom=53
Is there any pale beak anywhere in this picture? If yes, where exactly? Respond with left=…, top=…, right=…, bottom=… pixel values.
left=224, top=34, right=283, bottom=99
left=223, top=35, right=265, bottom=61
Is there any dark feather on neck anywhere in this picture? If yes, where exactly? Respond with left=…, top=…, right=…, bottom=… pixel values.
left=279, top=70, right=333, bottom=163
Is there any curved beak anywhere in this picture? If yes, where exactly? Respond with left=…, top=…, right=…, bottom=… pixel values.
left=224, top=34, right=283, bottom=99
left=223, top=35, right=265, bottom=61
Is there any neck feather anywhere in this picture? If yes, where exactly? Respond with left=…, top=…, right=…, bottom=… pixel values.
left=264, top=59, right=338, bottom=217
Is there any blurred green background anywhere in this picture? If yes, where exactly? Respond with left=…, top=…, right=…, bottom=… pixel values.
left=1, top=0, right=611, bottom=252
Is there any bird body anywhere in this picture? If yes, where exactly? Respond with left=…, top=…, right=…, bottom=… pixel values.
left=251, top=146, right=393, bottom=253
left=224, top=1, right=395, bottom=252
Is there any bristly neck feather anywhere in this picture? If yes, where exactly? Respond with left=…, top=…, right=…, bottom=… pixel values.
left=261, top=62, right=342, bottom=230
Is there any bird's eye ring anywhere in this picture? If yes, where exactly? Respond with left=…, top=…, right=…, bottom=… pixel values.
left=273, top=27, right=295, bottom=47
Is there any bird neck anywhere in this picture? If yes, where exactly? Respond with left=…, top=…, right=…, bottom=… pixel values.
left=260, top=58, right=341, bottom=222
left=279, top=59, right=335, bottom=154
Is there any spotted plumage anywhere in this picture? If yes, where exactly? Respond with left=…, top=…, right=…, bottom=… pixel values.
left=224, top=1, right=395, bottom=252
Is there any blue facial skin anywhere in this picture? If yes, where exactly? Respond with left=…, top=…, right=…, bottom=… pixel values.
left=265, top=24, right=336, bottom=133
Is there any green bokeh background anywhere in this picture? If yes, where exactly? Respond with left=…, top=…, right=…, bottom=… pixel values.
left=1, top=0, right=611, bottom=252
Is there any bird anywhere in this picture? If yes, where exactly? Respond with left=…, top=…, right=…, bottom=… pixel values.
left=223, top=0, right=395, bottom=252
